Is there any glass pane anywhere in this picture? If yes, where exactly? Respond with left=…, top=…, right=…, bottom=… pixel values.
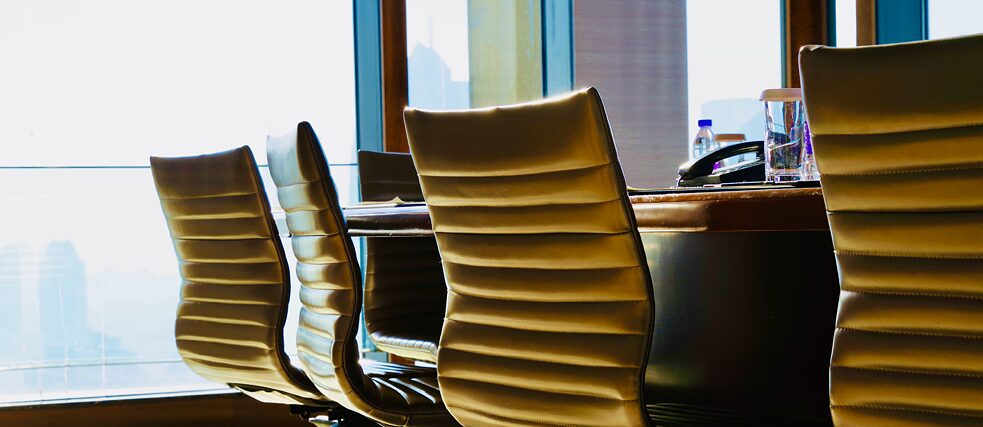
left=0, top=166, right=360, bottom=404
left=0, top=0, right=356, bottom=167
left=686, top=0, right=782, bottom=144
left=406, top=0, right=542, bottom=110
left=573, top=0, right=780, bottom=187
left=835, top=0, right=858, bottom=47
left=406, top=0, right=471, bottom=109
left=0, top=0, right=358, bottom=404
left=929, top=0, right=983, bottom=39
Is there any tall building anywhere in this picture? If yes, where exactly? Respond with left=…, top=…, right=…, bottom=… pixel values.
left=0, top=245, right=23, bottom=364
left=38, top=241, right=89, bottom=361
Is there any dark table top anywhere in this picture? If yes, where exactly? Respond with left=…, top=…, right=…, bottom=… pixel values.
left=343, top=187, right=828, bottom=237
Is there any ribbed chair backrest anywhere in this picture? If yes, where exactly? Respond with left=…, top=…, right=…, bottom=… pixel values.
left=267, top=122, right=456, bottom=426
left=403, top=88, right=655, bottom=426
left=150, top=146, right=325, bottom=406
left=800, top=34, right=983, bottom=427
left=358, top=150, right=446, bottom=362
left=358, top=150, right=425, bottom=202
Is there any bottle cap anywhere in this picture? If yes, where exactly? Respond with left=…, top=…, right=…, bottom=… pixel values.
left=698, top=119, right=712, bottom=127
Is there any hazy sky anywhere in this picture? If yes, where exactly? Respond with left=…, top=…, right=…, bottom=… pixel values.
left=0, top=0, right=357, bottom=167
left=929, top=0, right=983, bottom=39
left=0, top=5, right=360, bottom=399
left=686, top=0, right=781, bottom=139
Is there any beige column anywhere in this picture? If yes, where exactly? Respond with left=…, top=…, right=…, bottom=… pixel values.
left=467, top=0, right=543, bottom=108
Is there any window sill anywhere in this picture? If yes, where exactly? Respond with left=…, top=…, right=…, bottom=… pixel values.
left=0, top=387, right=235, bottom=410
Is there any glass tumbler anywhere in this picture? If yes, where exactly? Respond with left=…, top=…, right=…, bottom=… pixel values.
left=761, top=88, right=806, bottom=182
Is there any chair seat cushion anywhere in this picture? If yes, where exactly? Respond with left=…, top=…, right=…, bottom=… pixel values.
left=370, top=323, right=442, bottom=363
left=647, top=403, right=831, bottom=427
left=359, top=360, right=457, bottom=425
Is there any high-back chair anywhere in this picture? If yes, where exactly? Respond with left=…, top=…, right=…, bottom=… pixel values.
left=358, top=150, right=446, bottom=362
left=266, top=122, right=457, bottom=426
left=150, top=147, right=328, bottom=407
left=404, top=88, right=656, bottom=426
left=800, top=34, right=983, bottom=427
left=358, top=150, right=426, bottom=202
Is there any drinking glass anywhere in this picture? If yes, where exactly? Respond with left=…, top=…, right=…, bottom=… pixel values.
left=761, top=88, right=806, bottom=182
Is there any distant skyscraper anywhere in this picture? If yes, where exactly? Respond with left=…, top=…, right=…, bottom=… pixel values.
left=38, top=241, right=89, bottom=361
left=36, top=240, right=111, bottom=393
left=0, top=245, right=23, bottom=364
left=407, top=42, right=470, bottom=109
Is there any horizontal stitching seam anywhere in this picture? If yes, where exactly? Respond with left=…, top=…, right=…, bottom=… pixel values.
left=446, top=289, right=647, bottom=303
left=434, top=229, right=631, bottom=236
left=435, top=230, right=632, bottom=237
left=442, top=258, right=640, bottom=271
left=426, top=198, right=625, bottom=209
left=439, top=375, right=633, bottom=401
left=831, top=364, right=983, bottom=379
left=444, top=404, right=602, bottom=427
left=182, top=357, right=276, bottom=371
left=814, top=121, right=983, bottom=137
left=837, top=327, right=983, bottom=341
left=443, top=317, right=646, bottom=336
left=444, top=260, right=643, bottom=272
left=841, top=288, right=983, bottom=301
left=158, top=192, right=256, bottom=201
left=418, top=161, right=613, bottom=179
left=438, top=345, right=637, bottom=369
left=831, top=404, right=983, bottom=419
left=822, top=164, right=983, bottom=177
left=835, top=251, right=983, bottom=260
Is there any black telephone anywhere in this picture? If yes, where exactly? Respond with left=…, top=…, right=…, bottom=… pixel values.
left=676, top=140, right=765, bottom=187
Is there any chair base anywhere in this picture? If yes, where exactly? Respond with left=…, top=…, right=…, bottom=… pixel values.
left=306, top=407, right=379, bottom=427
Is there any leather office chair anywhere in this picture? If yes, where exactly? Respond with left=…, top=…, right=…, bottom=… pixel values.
left=404, top=88, right=657, bottom=426
left=150, top=147, right=330, bottom=408
left=800, top=34, right=983, bottom=427
left=266, top=122, right=458, bottom=426
left=358, top=150, right=446, bottom=363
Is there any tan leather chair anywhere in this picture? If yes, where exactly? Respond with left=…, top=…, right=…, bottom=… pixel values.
left=800, top=34, right=983, bottom=427
left=266, top=122, right=458, bottom=426
left=150, top=147, right=329, bottom=407
left=358, top=150, right=446, bottom=362
left=358, top=150, right=427, bottom=202
left=404, top=88, right=657, bottom=426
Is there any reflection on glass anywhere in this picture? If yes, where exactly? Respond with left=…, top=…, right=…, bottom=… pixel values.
left=0, top=0, right=358, bottom=403
left=0, top=167, right=359, bottom=403
left=685, top=0, right=781, bottom=145
left=929, top=0, right=983, bottom=39
left=406, top=0, right=471, bottom=109
left=406, top=0, right=542, bottom=109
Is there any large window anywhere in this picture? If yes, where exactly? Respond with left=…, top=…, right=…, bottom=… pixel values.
left=834, top=0, right=858, bottom=47
left=406, top=0, right=471, bottom=109
left=0, top=0, right=357, bottom=404
left=574, top=0, right=781, bottom=187
left=406, top=0, right=782, bottom=187
left=406, top=0, right=543, bottom=110
left=685, top=0, right=782, bottom=150
left=929, top=0, right=983, bottom=39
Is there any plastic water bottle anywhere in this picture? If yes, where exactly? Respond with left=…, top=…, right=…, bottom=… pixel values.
left=690, top=119, right=717, bottom=160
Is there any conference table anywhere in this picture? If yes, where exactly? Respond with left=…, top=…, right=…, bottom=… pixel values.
left=342, top=186, right=839, bottom=423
